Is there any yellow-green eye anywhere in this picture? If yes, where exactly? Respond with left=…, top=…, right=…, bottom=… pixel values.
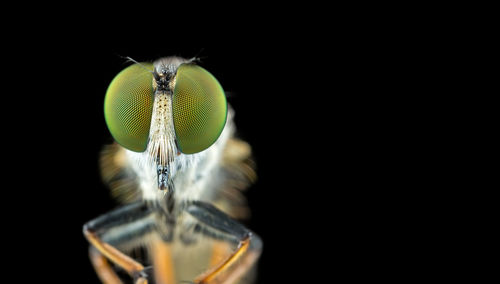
left=104, top=63, right=154, bottom=152
left=173, top=64, right=227, bottom=154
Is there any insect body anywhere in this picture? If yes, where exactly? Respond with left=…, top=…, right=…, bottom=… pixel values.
left=83, top=57, right=262, bottom=284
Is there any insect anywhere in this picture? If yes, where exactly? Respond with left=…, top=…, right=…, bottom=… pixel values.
left=83, top=56, right=262, bottom=284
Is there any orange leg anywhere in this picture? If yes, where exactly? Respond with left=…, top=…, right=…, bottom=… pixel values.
left=209, top=240, right=232, bottom=268
left=84, top=226, right=148, bottom=284
left=151, top=238, right=176, bottom=284
left=89, top=247, right=124, bottom=284
left=194, top=234, right=260, bottom=284
left=186, top=201, right=262, bottom=284
left=83, top=202, right=156, bottom=284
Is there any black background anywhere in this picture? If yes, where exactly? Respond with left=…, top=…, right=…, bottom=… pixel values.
left=18, top=47, right=347, bottom=283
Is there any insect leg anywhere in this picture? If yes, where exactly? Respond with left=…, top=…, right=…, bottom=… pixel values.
left=89, top=246, right=124, bottom=284
left=150, top=237, right=177, bottom=284
left=83, top=201, right=156, bottom=284
left=185, top=201, right=262, bottom=284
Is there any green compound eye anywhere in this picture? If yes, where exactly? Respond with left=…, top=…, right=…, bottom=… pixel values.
left=104, top=63, right=154, bottom=152
left=173, top=64, right=227, bottom=154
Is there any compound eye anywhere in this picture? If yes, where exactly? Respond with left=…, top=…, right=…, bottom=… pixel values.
left=104, top=63, right=154, bottom=152
left=172, top=64, right=227, bottom=154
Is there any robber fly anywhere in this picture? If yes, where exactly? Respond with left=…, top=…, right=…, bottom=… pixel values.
left=83, top=56, right=262, bottom=284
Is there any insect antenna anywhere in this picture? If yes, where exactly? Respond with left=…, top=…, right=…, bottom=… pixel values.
left=121, top=56, right=153, bottom=71
left=188, top=48, right=208, bottom=64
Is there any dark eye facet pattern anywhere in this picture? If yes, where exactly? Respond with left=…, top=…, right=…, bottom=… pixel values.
left=104, top=63, right=154, bottom=152
left=172, top=64, right=227, bottom=154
